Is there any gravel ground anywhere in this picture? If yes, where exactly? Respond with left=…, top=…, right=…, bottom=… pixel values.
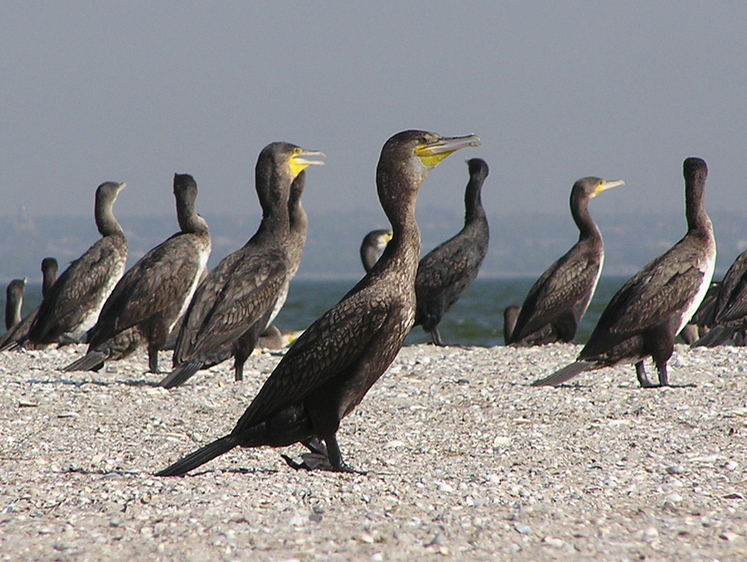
left=1, top=342, right=746, bottom=561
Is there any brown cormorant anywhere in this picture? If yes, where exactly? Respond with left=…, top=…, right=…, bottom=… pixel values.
left=413, top=157, right=489, bottom=345
left=25, top=182, right=127, bottom=347
left=158, top=143, right=324, bottom=389
left=533, top=158, right=716, bottom=388
left=62, top=174, right=211, bottom=373
left=360, top=229, right=393, bottom=272
left=691, top=249, right=747, bottom=347
left=508, top=178, right=623, bottom=346
left=0, top=258, right=58, bottom=351
left=155, top=130, right=480, bottom=476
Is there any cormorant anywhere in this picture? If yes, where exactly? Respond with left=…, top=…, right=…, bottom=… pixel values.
left=691, top=249, right=747, bottom=347
left=0, top=258, right=58, bottom=351
left=62, top=174, right=211, bottom=373
left=413, top=157, right=490, bottom=345
left=360, top=229, right=393, bottom=272
left=25, top=182, right=127, bottom=347
left=533, top=158, right=716, bottom=388
left=155, top=130, right=480, bottom=476
left=508, top=178, right=623, bottom=346
left=4, top=279, right=26, bottom=331
left=158, top=143, right=325, bottom=389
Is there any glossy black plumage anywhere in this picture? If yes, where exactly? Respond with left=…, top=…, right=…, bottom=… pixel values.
left=159, top=143, right=324, bottom=389
left=692, top=250, right=747, bottom=347
left=0, top=258, right=58, bottom=351
left=360, top=229, right=392, bottom=272
left=413, top=158, right=489, bottom=345
left=62, top=174, right=210, bottom=373
left=25, top=182, right=127, bottom=347
left=508, top=177, right=622, bottom=346
left=155, top=130, right=480, bottom=476
left=534, top=158, right=716, bottom=388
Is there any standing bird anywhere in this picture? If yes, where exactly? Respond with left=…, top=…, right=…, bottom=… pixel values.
left=25, top=182, right=127, bottom=347
left=0, top=258, right=58, bottom=351
left=691, top=250, right=747, bottom=347
left=360, top=229, right=393, bottom=272
left=413, top=157, right=490, bottom=345
left=159, top=143, right=325, bottom=389
left=63, top=174, right=211, bottom=373
left=508, top=177, right=623, bottom=346
left=4, top=279, right=26, bottom=331
left=155, top=130, right=480, bottom=476
left=533, top=158, right=716, bottom=388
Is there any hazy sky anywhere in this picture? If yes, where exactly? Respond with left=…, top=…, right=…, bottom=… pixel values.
left=2, top=3, right=746, bottom=226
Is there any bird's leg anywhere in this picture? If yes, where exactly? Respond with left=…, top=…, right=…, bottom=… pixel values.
left=656, top=363, right=669, bottom=387
left=635, top=361, right=657, bottom=388
left=302, top=437, right=328, bottom=456
left=148, top=344, right=159, bottom=374
left=325, top=434, right=366, bottom=474
left=234, top=358, right=244, bottom=382
left=430, top=327, right=444, bottom=346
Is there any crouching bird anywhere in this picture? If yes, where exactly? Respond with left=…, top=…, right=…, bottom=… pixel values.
left=156, top=130, right=480, bottom=476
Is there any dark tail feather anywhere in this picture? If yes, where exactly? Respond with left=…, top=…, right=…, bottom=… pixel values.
left=158, top=360, right=203, bottom=389
left=62, top=350, right=108, bottom=372
left=532, top=360, right=594, bottom=387
left=691, top=325, right=733, bottom=348
left=155, top=435, right=239, bottom=476
left=0, top=339, right=21, bottom=352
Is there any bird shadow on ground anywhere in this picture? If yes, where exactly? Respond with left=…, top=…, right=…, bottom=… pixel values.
left=27, top=377, right=160, bottom=388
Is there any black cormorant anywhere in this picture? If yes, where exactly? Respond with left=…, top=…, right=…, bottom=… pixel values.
left=159, top=143, right=324, bottom=389
left=413, top=157, right=489, bottom=345
left=4, top=279, right=26, bottom=331
left=508, top=177, right=623, bottom=346
left=0, top=258, right=58, bottom=351
left=360, top=229, right=393, bottom=272
left=533, top=158, right=716, bottom=388
left=691, top=250, right=747, bottom=347
left=155, top=130, right=480, bottom=476
left=25, top=182, right=127, bottom=347
left=62, top=174, right=211, bottom=373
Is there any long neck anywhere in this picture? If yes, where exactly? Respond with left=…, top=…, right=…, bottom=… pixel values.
left=255, top=170, right=291, bottom=239
left=289, top=197, right=307, bottom=238
left=96, top=197, right=124, bottom=237
left=571, top=193, right=600, bottom=241
left=685, top=171, right=711, bottom=236
left=5, top=289, right=22, bottom=329
left=177, top=193, right=209, bottom=236
left=376, top=167, right=421, bottom=279
left=42, top=266, right=57, bottom=298
left=464, top=176, right=486, bottom=223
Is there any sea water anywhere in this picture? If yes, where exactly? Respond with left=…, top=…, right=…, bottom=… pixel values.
left=1, top=277, right=635, bottom=348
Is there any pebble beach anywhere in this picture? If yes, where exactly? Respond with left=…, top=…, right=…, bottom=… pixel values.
left=1, top=342, right=746, bottom=561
